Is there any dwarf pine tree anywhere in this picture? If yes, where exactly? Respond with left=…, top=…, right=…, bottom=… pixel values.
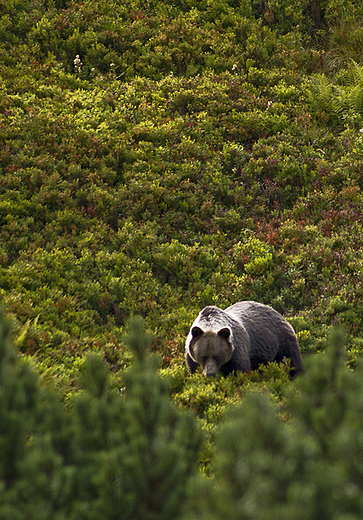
left=0, top=310, right=55, bottom=520
left=73, top=316, right=202, bottom=520
left=183, top=328, right=363, bottom=520
left=0, top=314, right=201, bottom=520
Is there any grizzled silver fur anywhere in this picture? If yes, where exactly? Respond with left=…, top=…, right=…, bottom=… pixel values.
left=185, top=301, right=304, bottom=377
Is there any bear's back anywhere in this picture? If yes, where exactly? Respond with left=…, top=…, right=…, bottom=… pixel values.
left=225, top=301, right=301, bottom=372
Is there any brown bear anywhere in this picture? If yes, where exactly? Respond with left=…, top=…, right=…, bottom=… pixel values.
left=185, top=301, right=304, bottom=377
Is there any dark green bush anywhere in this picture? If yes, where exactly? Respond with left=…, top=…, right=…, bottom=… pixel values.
left=183, top=329, right=363, bottom=520
left=0, top=313, right=201, bottom=519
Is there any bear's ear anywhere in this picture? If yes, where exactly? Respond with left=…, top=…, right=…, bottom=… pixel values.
left=218, top=327, right=230, bottom=339
left=192, top=326, right=204, bottom=338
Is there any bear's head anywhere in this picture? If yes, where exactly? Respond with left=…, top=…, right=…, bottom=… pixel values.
left=189, top=326, right=233, bottom=376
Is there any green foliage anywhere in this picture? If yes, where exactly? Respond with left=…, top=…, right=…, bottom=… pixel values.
left=123, top=315, right=154, bottom=361
left=0, top=313, right=201, bottom=519
left=308, top=63, right=363, bottom=128
left=183, top=329, right=363, bottom=520
left=327, top=22, right=363, bottom=70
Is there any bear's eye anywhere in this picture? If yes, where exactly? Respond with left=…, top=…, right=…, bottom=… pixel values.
left=214, top=356, right=220, bottom=363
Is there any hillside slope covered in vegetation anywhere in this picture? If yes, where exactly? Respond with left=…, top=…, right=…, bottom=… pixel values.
left=1, top=0, right=363, bottom=418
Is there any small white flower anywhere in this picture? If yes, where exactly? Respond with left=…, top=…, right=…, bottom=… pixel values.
left=232, top=64, right=238, bottom=72
left=359, top=128, right=363, bottom=134
left=74, top=55, right=82, bottom=74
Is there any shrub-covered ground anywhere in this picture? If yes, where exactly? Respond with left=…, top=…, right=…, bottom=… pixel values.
left=1, top=0, right=363, bottom=432
left=4, top=312, right=363, bottom=519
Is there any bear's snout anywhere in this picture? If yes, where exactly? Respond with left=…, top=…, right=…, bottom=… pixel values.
left=203, top=359, right=218, bottom=377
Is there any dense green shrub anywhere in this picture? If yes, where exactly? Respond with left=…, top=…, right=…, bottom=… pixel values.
left=183, top=329, right=363, bottom=520
left=0, top=312, right=201, bottom=519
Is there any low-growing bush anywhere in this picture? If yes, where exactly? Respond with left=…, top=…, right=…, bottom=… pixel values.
left=183, top=329, right=363, bottom=520
left=0, top=312, right=201, bottom=519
